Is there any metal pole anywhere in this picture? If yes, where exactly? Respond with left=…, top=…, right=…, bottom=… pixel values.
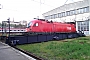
left=9, top=19, right=10, bottom=41
left=7, top=18, right=10, bottom=43
left=2, top=21, right=3, bottom=36
left=1, top=4, right=3, bottom=36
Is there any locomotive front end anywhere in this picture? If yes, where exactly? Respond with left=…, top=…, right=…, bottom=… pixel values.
left=26, top=22, right=33, bottom=32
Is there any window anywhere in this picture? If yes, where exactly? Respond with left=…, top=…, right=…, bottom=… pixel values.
left=77, top=9, right=80, bottom=14
left=54, top=14, right=57, bottom=18
left=34, top=23, right=39, bottom=27
left=78, top=26, right=80, bottom=31
left=77, top=21, right=89, bottom=31
left=58, top=13, right=61, bottom=18
left=77, top=6, right=89, bottom=14
left=86, top=21, right=89, bottom=31
left=48, top=16, right=50, bottom=19
left=78, top=22, right=81, bottom=31
left=50, top=15, right=54, bottom=19
left=45, top=16, right=50, bottom=20
left=27, top=22, right=33, bottom=28
left=36, top=23, right=38, bottom=26
left=80, top=8, right=84, bottom=13
left=62, top=12, right=65, bottom=17
left=77, top=8, right=84, bottom=14
left=83, top=6, right=89, bottom=13
left=21, top=30, right=23, bottom=31
left=14, top=30, right=16, bottom=31
left=66, top=11, right=70, bottom=16
left=45, top=16, right=49, bottom=19
left=81, top=22, right=84, bottom=31
left=70, top=10, right=76, bottom=15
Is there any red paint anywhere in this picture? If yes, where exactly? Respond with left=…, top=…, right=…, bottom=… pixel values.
left=26, top=19, right=76, bottom=33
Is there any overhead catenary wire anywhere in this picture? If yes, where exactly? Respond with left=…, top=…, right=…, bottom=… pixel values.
left=31, top=0, right=56, bottom=8
left=30, top=0, right=56, bottom=18
left=64, top=0, right=69, bottom=5
left=63, top=0, right=75, bottom=5
left=1, top=0, right=74, bottom=13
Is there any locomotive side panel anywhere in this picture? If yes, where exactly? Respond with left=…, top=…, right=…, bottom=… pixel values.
left=53, top=23, right=62, bottom=32
left=42, top=23, right=53, bottom=33
left=56, top=23, right=66, bottom=33
left=70, top=24, right=76, bottom=32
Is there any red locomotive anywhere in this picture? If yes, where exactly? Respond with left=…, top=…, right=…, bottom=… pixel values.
left=26, top=19, right=76, bottom=33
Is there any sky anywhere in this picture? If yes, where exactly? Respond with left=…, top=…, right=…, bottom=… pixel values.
left=0, top=0, right=83, bottom=22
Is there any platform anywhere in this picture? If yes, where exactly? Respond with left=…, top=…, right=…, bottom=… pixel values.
left=0, top=42, right=36, bottom=60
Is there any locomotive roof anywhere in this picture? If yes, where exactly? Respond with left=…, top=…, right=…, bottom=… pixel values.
left=30, top=19, right=75, bottom=25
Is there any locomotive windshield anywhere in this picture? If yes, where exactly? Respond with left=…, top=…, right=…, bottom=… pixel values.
left=27, top=22, right=33, bottom=28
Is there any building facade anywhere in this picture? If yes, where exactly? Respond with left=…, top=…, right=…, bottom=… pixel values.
left=43, top=0, right=90, bottom=22
left=42, top=0, right=90, bottom=36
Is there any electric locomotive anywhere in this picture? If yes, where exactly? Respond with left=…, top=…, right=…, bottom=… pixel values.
left=26, top=19, right=76, bottom=33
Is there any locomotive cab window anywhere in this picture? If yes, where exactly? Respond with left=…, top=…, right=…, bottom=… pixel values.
left=27, top=22, right=33, bottom=28
left=33, top=23, right=39, bottom=27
